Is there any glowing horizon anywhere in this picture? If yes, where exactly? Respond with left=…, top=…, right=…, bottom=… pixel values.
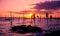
left=0, top=10, right=60, bottom=18
left=0, top=0, right=60, bottom=18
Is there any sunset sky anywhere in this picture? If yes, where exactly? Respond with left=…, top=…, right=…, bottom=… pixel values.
left=0, top=0, right=60, bottom=18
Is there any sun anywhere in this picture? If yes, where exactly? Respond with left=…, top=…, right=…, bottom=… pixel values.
left=25, top=13, right=33, bottom=18
left=28, top=13, right=33, bottom=16
left=27, top=13, right=33, bottom=18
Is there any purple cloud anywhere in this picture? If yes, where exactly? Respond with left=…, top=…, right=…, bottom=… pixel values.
left=33, top=1, right=60, bottom=10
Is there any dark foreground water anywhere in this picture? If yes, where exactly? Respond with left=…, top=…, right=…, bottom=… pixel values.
left=0, top=18, right=60, bottom=36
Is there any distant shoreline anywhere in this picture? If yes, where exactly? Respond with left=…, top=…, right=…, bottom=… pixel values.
left=0, top=17, right=60, bottom=21
left=0, top=17, right=60, bottom=19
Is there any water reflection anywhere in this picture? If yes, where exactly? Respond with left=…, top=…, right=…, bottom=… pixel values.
left=0, top=18, right=60, bottom=36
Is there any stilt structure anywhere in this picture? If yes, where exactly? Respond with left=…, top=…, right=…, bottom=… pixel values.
left=46, top=13, right=49, bottom=28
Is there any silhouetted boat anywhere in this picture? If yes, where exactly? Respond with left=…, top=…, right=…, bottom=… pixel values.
left=10, top=25, right=42, bottom=34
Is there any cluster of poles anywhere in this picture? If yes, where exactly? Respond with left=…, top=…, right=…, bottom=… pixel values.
left=10, top=11, right=59, bottom=30
left=10, top=11, right=53, bottom=26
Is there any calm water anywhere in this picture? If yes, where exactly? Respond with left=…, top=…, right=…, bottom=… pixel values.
left=0, top=18, right=60, bottom=36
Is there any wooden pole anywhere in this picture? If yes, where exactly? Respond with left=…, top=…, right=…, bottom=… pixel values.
left=10, top=11, right=12, bottom=27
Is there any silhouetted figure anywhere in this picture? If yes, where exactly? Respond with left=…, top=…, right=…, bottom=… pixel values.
left=33, top=14, right=35, bottom=21
left=46, top=13, right=48, bottom=18
left=37, top=16, right=39, bottom=19
left=37, top=16, right=40, bottom=23
left=46, top=13, right=49, bottom=28
left=39, top=16, right=41, bottom=21
left=50, top=16, right=52, bottom=22
left=31, top=14, right=36, bottom=26
left=32, top=14, right=36, bottom=26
